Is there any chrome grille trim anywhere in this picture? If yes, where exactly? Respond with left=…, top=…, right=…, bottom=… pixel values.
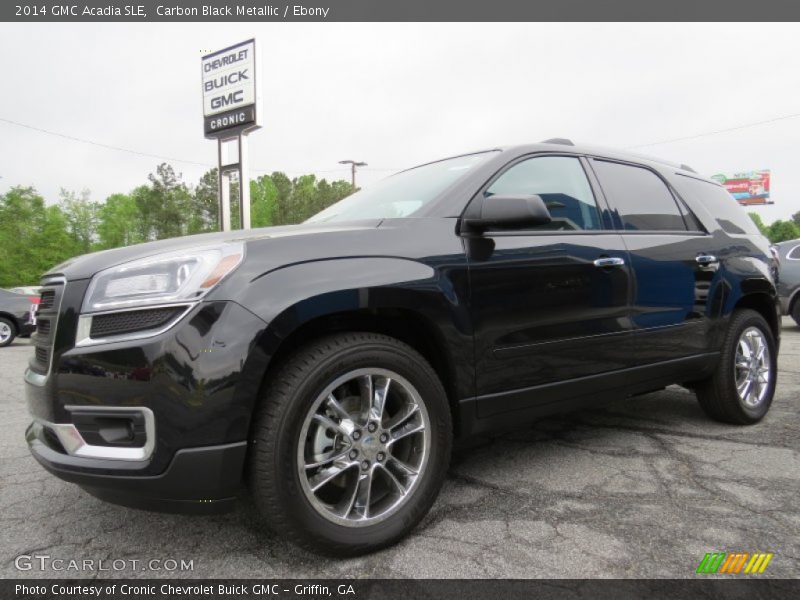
left=30, top=276, right=66, bottom=378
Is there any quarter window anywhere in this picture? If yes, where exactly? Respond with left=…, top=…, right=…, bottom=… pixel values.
left=485, top=156, right=602, bottom=231
left=788, top=245, right=800, bottom=260
left=592, top=160, right=688, bottom=231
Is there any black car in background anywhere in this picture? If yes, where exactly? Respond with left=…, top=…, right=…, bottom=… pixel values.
left=775, top=238, right=800, bottom=325
left=25, top=141, right=780, bottom=555
left=0, top=288, right=36, bottom=347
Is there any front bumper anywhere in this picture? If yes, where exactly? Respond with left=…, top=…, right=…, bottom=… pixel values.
left=26, top=419, right=247, bottom=514
left=24, top=286, right=270, bottom=514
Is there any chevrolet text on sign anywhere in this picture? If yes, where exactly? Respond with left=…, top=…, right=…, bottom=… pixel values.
left=202, top=39, right=258, bottom=136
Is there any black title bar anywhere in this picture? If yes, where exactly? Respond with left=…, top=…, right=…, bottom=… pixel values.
left=5, top=0, right=800, bottom=22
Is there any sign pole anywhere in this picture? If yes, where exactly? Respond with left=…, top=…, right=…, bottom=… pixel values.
left=217, top=138, right=231, bottom=232
left=239, top=133, right=251, bottom=230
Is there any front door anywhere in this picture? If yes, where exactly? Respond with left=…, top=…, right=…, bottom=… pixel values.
left=465, top=155, right=634, bottom=417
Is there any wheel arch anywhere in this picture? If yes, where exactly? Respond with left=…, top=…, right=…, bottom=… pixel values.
left=234, top=257, right=474, bottom=442
left=733, top=292, right=780, bottom=340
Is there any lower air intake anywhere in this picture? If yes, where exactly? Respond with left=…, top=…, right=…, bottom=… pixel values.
left=90, top=307, right=184, bottom=339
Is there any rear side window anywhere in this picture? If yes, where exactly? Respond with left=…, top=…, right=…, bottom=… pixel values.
left=670, top=174, right=761, bottom=236
left=788, top=245, right=800, bottom=260
left=485, top=156, right=602, bottom=231
left=592, top=160, right=688, bottom=231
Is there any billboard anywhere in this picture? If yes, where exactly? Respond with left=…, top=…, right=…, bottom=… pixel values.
left=201, top=39, right=260, bottom=138
left=711, top=170, right=772, bottom=205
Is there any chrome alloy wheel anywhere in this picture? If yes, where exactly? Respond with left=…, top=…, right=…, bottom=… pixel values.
left=734, top=326, right=772, bottom=407
left=297, top=368, right=431, bottom=527
left=0, top=321, right=12, bottom=344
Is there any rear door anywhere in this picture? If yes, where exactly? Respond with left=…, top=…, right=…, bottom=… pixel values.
left=465, top=155, right=635, bottom=417
left=588, top=159, right=719, bottom=364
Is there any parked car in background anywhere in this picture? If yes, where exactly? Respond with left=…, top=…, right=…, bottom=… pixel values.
left=10, top=286, right=43, bottom=299
left=775, top=239, right=800, bottom=325
left=0, top=288, right=37, bottom=347
left=24, top=141, right=780, bottom=555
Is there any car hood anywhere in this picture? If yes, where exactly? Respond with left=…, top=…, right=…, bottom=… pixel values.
left=45, top=220, right=382, bottom=281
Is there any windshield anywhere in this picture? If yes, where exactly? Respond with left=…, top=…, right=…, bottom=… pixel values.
left=306, top=152, right=495, bottom=223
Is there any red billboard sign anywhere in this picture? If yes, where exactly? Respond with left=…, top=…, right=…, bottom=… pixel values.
left=711, top=170, right=772, bottom=205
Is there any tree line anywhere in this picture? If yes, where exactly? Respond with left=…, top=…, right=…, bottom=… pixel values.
left=748, top=212, right=800, bottom=245
left=0, top=163, right=355, bottom=287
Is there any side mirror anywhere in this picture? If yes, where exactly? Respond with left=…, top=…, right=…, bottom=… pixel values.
left=464, top=194, right=552, bottom=232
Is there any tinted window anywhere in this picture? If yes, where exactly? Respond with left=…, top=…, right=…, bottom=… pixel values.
left=592, top=160, right=687, bottom=231
left=788, top=245, right=800, bottom=260
left=485, top=156, right=602, bottom=231
left=307, top=152, right=496, bottom=223
left=670, top=174, right=761, bottom=236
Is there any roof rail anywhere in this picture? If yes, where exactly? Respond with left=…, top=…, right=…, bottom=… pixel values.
left=680, top=163, right=697, bottom=173
left=541, top=138, right=574, bottom=146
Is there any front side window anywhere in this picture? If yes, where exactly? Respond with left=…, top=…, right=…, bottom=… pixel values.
left=485, top=156, right=602, bottom=231
left=592, top=160, right=688, bottom=231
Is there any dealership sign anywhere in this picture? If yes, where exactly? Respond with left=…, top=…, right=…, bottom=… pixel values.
left=201, top=39, right=260, bottom=137
left=711, top=170, right=772, bottom=205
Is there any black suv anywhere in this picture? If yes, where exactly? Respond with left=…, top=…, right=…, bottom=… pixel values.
left=25, top=141, right=780, bottom=555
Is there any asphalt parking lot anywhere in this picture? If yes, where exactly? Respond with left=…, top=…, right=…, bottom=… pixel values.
left=1, top=320, right=798, bottom=579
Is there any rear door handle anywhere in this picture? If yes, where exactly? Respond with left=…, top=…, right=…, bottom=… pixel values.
left=593, top=257, right=625, bottom=268
left=696, top=254, right=719, bottom=265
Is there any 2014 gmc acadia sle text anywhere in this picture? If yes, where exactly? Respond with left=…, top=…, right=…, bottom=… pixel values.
left=25, top=141, right=780, bottom=555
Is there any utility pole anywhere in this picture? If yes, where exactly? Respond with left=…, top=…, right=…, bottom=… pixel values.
left=339, top=159, right=367, bottom=188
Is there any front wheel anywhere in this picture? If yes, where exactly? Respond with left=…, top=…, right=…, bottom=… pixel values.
left=696, top=309, right=777, bottom=424
left=248, top=332, right=452, bottom=555
left=0, top=317, right=16, bottom=348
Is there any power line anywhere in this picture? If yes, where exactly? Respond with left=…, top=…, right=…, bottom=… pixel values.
left=626, top=112, right=800, bottom=149
left=0, top=116, right=399, bottom=175
left=0, top=117, right=212, bottom=167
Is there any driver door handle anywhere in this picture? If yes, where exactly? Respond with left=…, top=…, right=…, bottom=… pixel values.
left=593, top=257, right=625, bottom=268
left=696, top=254, right=719, bottom=265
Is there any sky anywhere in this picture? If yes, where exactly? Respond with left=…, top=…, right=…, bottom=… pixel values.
left=1, top=22, right=799, bottom=224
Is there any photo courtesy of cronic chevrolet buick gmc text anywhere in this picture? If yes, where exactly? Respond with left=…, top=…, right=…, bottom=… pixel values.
left=24, top=141, right=780, bottom=555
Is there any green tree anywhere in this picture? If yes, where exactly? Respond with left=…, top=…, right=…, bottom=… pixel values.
left=250, top=175, right=278, bottom=227
left=190, top=169, right=220, bottom=234
left=0, top=187, right=75, bottom=286
left=96, top=193, right=144, bottom=249
left=748, top=212, right=769, bottom=237
left=767, top=219, right=800, bottom=243
left=59, top=188, right=98, bottom=254
left=133, top=163, right=192, bottom=241
left=792, top=210, right=800, bottom=228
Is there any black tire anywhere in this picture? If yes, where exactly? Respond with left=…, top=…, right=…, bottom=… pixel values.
left=695, top=309, right=777, bottom=424
left=0, top=317, right=16, bottom=348
left=247, top=332, right=452, bottom=556
left=792, top=301, right=800, bottom=327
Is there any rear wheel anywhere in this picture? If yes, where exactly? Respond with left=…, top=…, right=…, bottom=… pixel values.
left=792, top=300, right=800, bottom=327
left=0, top=318, right=16, bottom=348
left=248, top=332, right=452, bottom=555
left=695, top=309, right=777, bottom=424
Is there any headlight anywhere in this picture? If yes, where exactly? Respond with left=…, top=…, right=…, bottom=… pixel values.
left=82, top=242, right=244, bottom=313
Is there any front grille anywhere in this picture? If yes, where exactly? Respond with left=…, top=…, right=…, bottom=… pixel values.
left=31, top=278, right=65, bottom=375
left=39, top=290, right=55, bottom=310
left=37, top=319, right=51, bottom=336
left=35, top=346, right=49, bottom=365
left=90, top=307, right=184, bottom=339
